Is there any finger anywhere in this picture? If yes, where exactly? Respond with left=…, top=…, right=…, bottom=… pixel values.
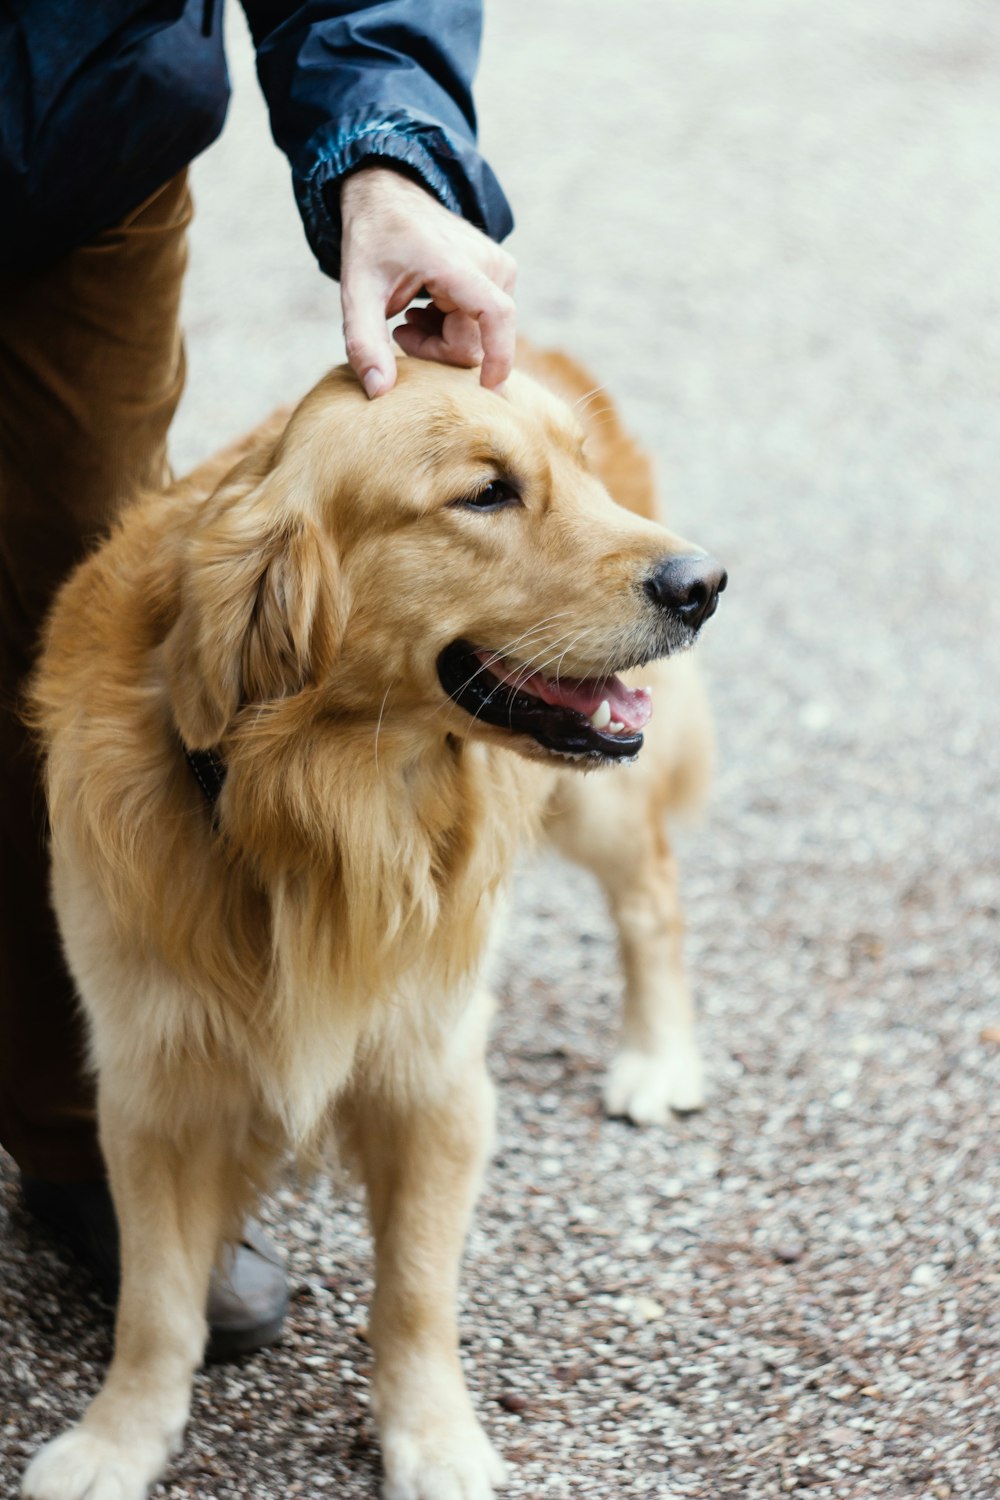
left=401, top=304, right=445, bottom=337
left=393, top=322, right=483, bottom=370
left=421, top=267, right=516, bottom=391
left=399, top=306, right=483, bottom=366
left=340, top=273, right=397, bottom=398
left=495, top=247, right=518, bottom=296
left=477, top=294, right=517, bottom=390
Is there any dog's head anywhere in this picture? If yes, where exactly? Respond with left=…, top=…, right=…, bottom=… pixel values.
left=166, top=360, right=725, bottom=769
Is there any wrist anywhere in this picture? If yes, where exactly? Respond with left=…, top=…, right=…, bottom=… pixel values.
left=340, top=164, right=437, bottom=216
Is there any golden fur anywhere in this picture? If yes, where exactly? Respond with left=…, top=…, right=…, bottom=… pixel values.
left=23, top=349, right=715, bottom=1500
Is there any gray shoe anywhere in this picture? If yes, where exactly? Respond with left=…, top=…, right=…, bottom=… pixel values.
left=21, top=1176, right=289, bottom=1362
left=205, top=1216, right=289, bottom=1361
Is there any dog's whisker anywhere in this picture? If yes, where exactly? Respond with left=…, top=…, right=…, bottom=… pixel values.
left=372, top=685, right=392, bottom=771
left=429, top=614, right=576, bottom=721
left=440, top=620, right=588, bottom=751
left=511, top=637, right=586, bottom=691
left=456, top=615, right=571, bottom=686
left=457, top=622, right=628, bottom=749
left=571, top=383, right=609, bottom=415
left=467, top=633, right=603, bottom=745
left=465, top=615, right=573, bottom=684
left=580, top=413, right=621, bottom=438
left=456, top=627, right=586, bottom=737
left=575, top=626, right=620, bottom=686
left=526, top=623, right=609, bottom=691
left=520, top=633, right=599, bottom=699
left=499, top=625, right=593, bottom=698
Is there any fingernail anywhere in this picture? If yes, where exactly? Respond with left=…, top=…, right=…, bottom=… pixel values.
left=362, top=368, right=384, bottom=398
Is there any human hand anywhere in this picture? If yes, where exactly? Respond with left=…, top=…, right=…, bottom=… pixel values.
left=339, top=167, right=517, bottom=398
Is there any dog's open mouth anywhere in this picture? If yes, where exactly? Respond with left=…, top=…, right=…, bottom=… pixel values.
left=437, top=641, right=652, bottom=763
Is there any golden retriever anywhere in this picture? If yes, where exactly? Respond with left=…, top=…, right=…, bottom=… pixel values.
left=22, top=348, right=724, bottom=1500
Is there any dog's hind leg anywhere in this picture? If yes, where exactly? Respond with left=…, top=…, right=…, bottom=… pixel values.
left=598, top=828, right=706, bottom=1124
left=22, top=1100, right=239, bottom=1500
left=546, top=754, right=706, bottom=1127
left=339, top=992, right=507, bottom=1500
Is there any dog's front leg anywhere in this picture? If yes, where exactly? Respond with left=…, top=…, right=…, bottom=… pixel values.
left=342, top=1002, right=507, bottom=1500
left=22, top=1101, right=235, bottom=1500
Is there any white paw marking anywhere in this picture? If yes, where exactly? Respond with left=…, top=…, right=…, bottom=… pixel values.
left=381, top=1417, right=507, bottom=1500
left=22, top=1427, right=164, bottom=1500
left=604, top=1041, right=705, bottom=1125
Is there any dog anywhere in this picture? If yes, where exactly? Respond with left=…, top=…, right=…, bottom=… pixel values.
left=22, top=348, right=725, bottom=1500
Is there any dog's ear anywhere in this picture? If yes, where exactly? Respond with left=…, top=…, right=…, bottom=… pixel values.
left=165, top=468, right=340, bottom=748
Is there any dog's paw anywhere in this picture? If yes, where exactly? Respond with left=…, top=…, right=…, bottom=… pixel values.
left=604, top=1041, right=705, bottom=1124
left=381, top=1416, right=507, bottom=1500
left=22, top=1427, right=163, bottom=1500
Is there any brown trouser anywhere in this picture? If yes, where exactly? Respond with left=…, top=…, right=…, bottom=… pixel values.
left=0, top=172, right=192, bottom=1181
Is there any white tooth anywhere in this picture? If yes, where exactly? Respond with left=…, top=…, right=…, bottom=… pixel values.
left=590, top=699, right=612, bottom=729
left=608, top=720, right=625, bottom=734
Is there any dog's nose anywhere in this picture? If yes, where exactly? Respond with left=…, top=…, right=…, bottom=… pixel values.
left=644, top=554, right=728, bottom=630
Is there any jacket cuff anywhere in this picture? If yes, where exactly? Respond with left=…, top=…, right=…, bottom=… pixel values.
left=293, top=109, right=512, bottom=281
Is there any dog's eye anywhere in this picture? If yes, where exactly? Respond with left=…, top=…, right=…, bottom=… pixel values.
left=454, top=480, right=521, bottom=512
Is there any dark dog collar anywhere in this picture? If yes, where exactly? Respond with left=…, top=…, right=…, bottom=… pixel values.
left=183, top=743, right=227, bottom=812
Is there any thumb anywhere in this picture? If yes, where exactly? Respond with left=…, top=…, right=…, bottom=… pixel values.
left=341, top=274, right=397, bottom=398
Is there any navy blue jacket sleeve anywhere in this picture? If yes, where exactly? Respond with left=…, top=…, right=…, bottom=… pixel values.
left=240, top=0, right=514, bottom=281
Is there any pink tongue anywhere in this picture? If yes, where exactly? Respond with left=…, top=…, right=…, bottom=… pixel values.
left=478, top=654, right=652, bottom=732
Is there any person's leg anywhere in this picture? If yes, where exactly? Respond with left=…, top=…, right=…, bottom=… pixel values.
left=0, top=171, right=190, bottom=1182
left=0, top=174, right=287, bottom=1358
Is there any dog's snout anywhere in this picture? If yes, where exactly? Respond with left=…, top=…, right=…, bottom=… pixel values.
left=644, top=554, right=728, bottom=630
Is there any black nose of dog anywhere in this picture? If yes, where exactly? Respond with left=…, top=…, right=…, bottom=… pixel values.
left=644, top=554, right=728, bottom=630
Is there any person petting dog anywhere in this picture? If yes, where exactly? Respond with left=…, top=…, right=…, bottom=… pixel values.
left=0, top=0, right=515, bottom=1360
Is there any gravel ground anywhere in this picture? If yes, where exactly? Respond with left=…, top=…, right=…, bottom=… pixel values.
left=3, top=2, right=999, bottom=1497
